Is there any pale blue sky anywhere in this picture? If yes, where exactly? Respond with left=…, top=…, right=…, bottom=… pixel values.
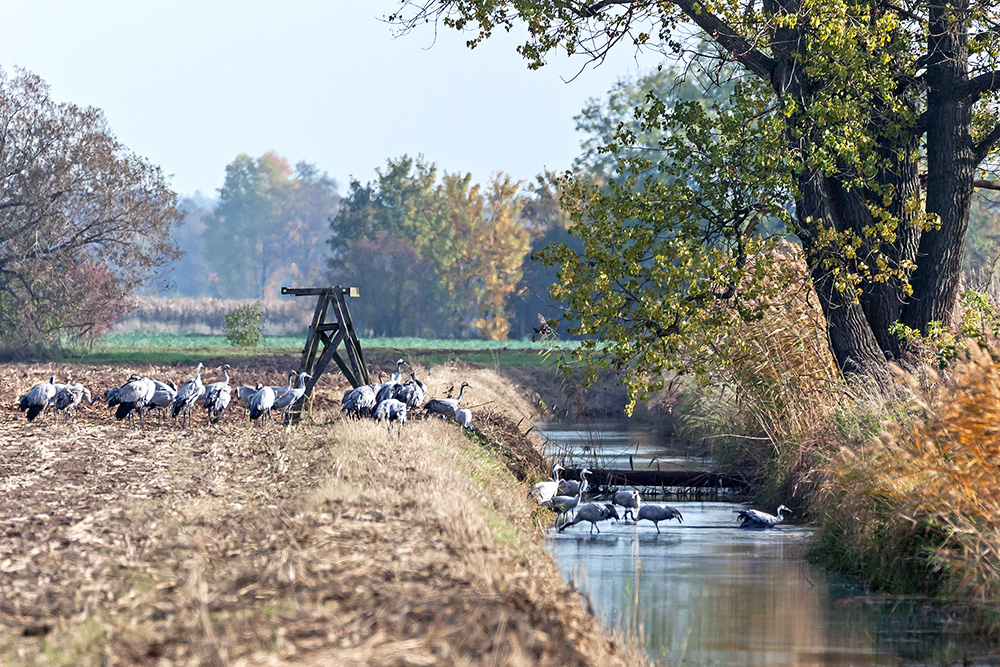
left=1, top=1, right=661, bottom=198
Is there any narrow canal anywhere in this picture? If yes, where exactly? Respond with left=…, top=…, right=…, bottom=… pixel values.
left=539, top=420, right=998, bottom=666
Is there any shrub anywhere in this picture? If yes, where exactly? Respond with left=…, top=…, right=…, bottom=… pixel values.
left=223, top=302, right=265, bottom=348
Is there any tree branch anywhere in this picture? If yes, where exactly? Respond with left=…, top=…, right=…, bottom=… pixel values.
left=974, top=122, right=1000, bottom=164
left=578, top=0, right=634, bottom=16
left=958, top=70, right=1000, bottom=102
left=974, top=179, right=1000, bottom=192
left=669, top=0, right=776, bottom=81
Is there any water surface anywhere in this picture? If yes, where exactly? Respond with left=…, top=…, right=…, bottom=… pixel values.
left=540, top=422, right=997, bottom=666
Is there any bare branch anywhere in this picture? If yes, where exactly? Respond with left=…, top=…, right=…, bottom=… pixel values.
left=974, top=179, right=1000, bottom=192
left=670, top=0, right=775, bottom=81
left=975, top=122, right=1000, bottom=164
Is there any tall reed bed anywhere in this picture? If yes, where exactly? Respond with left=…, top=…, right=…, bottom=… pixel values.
left=814, top=341, right=1000, bottom=628
left=676, top=245, right=856, bottom=507
left=112, top=296, right=313, bottom=335
left=669, top=244, right=1000, bottom=630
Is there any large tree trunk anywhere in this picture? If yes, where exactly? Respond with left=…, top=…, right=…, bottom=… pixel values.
left=765, top=0, right=894, bottom=384
left=796, top=175, right=893, bottom=386
left=900, top=0, right=974, bottom=332
left=859, top=137, right=923, bottom=358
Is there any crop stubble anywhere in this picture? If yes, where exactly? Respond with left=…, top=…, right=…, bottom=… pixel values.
left=0, top=362, right=647, bottom=666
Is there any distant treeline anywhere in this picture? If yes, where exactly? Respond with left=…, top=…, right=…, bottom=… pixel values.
left=158, top=153, right=577, bottom=340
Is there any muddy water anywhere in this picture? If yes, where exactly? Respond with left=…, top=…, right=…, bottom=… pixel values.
left=540, top=421, right=998, bottom=666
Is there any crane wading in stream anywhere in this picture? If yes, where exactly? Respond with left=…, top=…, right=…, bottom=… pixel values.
left=281, top=285, right=370, bottom=423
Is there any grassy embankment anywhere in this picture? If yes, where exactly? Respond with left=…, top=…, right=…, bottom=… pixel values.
left=0, top=362, right=650, bottom=665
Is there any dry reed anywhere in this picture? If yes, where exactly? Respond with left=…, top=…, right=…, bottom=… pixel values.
left=112, top=296, right=314, bottom=335
left=677, top=243, right=851, bottom=506
left=815, top=340, right=1000, bottom=625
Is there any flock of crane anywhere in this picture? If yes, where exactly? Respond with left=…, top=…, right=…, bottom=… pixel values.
left=16, top=362, right=312, bottom=427
left=340, top=359, right=473, bottom=435
left=18, top=358, right=787, bottom=530
left=528, top=463, right=792, bottom=533
left=15, top=358, right=474, bottom=434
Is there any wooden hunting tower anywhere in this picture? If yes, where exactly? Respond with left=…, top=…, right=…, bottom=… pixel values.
left=281, top=285, right=370, bottom=420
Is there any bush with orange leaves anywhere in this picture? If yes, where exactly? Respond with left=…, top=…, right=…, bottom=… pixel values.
left=814, top=341, right=1000, bottom=623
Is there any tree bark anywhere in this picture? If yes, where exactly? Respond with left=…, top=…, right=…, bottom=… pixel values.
left=796, top=174, right=893, bottom=386
left=859, top=137, right=922, bottom=358
left=900, top=0, right=975, bottom=332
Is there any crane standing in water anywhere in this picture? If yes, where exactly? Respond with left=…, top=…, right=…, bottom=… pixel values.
left=635, top=504, right=684, bottom=533
left=736, top=505, right=792, bottom=528
left=558, top=503, right=620, bottom=534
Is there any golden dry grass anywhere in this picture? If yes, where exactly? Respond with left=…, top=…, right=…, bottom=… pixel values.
left=679, top=243, right=847, bottom=504
left=0, top=363, right=649, bottom=666
left=816, top=340, right=1000, bottom=615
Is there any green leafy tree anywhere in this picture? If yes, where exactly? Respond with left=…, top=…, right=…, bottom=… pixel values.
left=0, top=67, right=181, bottom=347
left=508, top=171, right=578, bottom=339
left=332, top=234, right=443, bottom=336
left=203, top=153, right=339, bottom=299
left=329, top=156, right=443, bottom=336
left=574, top=62, right=731, bottom=179
left=329, top=156, right=531, bottom=339
left=392, top=0, right=1000, bottom=396
left=416, top=172, right=530, bottom=338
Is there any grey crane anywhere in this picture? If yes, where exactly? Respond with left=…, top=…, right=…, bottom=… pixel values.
left=148, top=380, right=177, bottom=424
left=557, top=470, right=590, bottom=498
left=274, top=372, right=312, bottom=414
left=115, top=375, right=156, bottom=423
left=205, top=384, right=232, bottom=424
left=202, top=365, right=233, bottom=424
left=454, top=407, right=473, bottom=430
left=376, top=359, right=407, bottom=403
left=235, top=384, right=257, bottom=411
left=202, top=364, right=232, bottom=410
left=248, top=383, right=276, bottom=425
left=396, top=373, right=426, bottom=409
left=528, top=463, right=564, bottom=505
left=558, top=503, right=620, bottom=534
left=546, top=468, right=592, bottom=522
left=389, top=358, right=406, bottom=383
left=102, top=385, right=123, bottom=412
left=19, top=376, right=59, bottom=422
left=610, top=489, right=642, bottom=522
left=171, top=362, right=205, bottom=427
left=635, top=504, right=684, bottom=533
left=424, top=381, right=470, bottom=419
left=736, top=504, right=791, bottom=529
left=54, top=382, right=93, bottom=423
left=269, top=371, right=297, bottom=401
left=342, top=382, right=378, bottom=418
left=373, top=397, right=407, bottom=436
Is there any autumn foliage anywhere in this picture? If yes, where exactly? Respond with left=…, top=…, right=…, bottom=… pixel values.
left=0, top=68, right=181, bottom=350
left=328, top=156, right=531, bottom=340
left=816, top=341, right=1000, bottom=615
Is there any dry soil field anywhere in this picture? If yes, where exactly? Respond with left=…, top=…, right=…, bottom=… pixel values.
left=0, top=360, right=649, bottom=666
